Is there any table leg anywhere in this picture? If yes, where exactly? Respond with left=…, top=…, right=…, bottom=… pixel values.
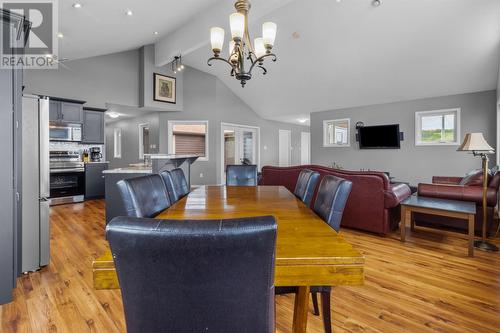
left=292, top=286, right=310, bottom=333
left=401, top=206, right=409, bottom=242
left=410, top=211, right=415, bottom=231
left=468, top=214, right=474, bottom=257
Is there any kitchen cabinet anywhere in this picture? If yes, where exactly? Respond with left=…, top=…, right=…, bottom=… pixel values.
left=49, top=100, right=60, bottom=121
left=82, top=109, right=105, bottom=144
left=48, top=99, right=84, bottom=123
left=85, top=163, right=108, bottom=199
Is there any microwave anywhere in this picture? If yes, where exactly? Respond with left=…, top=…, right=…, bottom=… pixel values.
left=49, top=124, right=82, bottom=142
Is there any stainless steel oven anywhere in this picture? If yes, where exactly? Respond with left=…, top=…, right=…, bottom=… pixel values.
left=49, top=151, right=85, bottom=205
left=49, top=123, right=82, bottom=142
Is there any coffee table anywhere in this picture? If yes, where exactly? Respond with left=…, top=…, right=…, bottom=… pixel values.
left=400, top=195, right=476, bottom=256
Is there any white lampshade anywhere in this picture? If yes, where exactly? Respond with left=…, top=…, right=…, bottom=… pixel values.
left=254, top=37, right=265, bottom=58
left=457, top=133, right=494, bottom=153
left=230, top=13, right=245, bottom=40
left=210, top=27, right=225, bottom=52
left=262, top=22, right=277, bottom=48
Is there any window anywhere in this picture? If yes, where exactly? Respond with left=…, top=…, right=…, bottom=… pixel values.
left=168, top=121, right=209, bottom=161
left=323, top=118, right=350, bottom=147
left=139, top=123, right=150, bottom=159
left=113, top=128, right=122, bottom=158
left=415, top=108, right=460, bottom=146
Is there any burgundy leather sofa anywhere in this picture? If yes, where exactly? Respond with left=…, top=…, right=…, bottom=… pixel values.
left=259, top=165, right=411, bottom=235
left=416, top=170, right=500, bottom=235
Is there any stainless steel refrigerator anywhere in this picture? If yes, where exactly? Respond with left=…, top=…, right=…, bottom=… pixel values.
left=21, top=95, right=50, bottom=272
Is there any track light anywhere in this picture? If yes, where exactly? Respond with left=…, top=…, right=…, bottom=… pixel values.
left=170, top=55, right=184, bottom=74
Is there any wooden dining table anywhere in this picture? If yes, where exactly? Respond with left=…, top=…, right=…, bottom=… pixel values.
left=93, top=185, right=365, bottom=333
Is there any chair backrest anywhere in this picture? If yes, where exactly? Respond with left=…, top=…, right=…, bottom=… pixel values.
left=116, top=174, right=171, bottom=218
left=160, top=168, right=189, bottom=203
left=106, top=215, right=277, bottom=333
left=226, top=165, right=258, bottom=186
left=294, top=169, right=320, bottom=206
left=313, top=175, right=353, bottom=232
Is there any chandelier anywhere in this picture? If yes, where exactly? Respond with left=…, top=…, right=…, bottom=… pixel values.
left=208, top=0, right=277, bottom=87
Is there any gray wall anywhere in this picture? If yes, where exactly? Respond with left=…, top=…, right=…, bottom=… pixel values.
left=107, top=66, right=309, bottom=185
left=25, top=50, right=140, bottom=108
left=105, top=112, right=160, bottom=169
left=24, top=45, right=184, bottom=111
left=311, top=90, right=497, bottom=185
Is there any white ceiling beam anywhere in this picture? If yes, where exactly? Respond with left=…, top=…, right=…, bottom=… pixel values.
left=154, top=0, right=294, bottom=67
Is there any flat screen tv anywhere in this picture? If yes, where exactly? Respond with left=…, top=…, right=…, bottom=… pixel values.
left=358, top=124, right=401, bottom=149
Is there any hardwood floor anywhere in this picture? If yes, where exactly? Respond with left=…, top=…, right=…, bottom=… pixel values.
left=1, top=199, right=499, bottom=333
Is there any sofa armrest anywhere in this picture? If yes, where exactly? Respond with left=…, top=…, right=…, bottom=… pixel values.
left=432, top=176, right=462, bottom=185
left=385, top=183, right=412, bottom=208
left=418, top=183, right=497, bottom=206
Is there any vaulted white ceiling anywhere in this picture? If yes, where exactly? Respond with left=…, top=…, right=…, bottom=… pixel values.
left=57, top=0, right=500, bottom=125
left=57, top=0, right=222, bottom=60
left=178, top=0, right=500, bottom=124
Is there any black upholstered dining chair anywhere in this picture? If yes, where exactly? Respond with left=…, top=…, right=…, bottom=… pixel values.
left=160, top=168, right=189, bottom=203
left=276, top=175, right=353, bottom=333
left=116, top=174, right=171, bottom=218
left=226, top=164, right=258, bottom=186
left=106, top=215, right=277, bottom=333
left=294, top=169, right=320, bottom=206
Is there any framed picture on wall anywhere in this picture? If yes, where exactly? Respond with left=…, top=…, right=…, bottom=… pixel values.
left=153, top=73, right=176, bottom=104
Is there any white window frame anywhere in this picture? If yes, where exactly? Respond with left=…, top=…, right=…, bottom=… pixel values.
left=113, top=128, right=122, bottom=159
left=323, top=118, right=351, bottom=147
left=138, top=123, right=149, bottom=159
left=167, top=120, right=209, bottom=161
left=415, top=108, right=461, bottom=146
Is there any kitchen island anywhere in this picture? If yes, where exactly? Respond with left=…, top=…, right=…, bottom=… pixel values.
left=103, top=154, right=199, bottom=223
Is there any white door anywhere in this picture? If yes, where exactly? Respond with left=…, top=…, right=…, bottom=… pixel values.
left=279, top=129, right=291, bottom=167
left=221, top=124, right=259, bottom=183
left=300, top=132, right=310, bottom=165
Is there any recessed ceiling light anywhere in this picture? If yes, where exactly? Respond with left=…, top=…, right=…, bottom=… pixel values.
left=125, top=9, right=133, bottom=16
left=372, top=0, right=381, bottom=7
left=57, top=32, right=64, bottom=38
left=107, top=112, right=120, bottom=118
left=153, top=31, right=159, bottom=35
left=72, top=3, right=82, bottom=9
left=297, top=118, right=308, bottom=123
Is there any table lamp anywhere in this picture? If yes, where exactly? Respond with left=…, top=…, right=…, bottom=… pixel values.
left=457, top=133, right=499, bottom=252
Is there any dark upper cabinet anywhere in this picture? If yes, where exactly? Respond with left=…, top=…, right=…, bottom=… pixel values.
left=48, top=100, right=84, bottom=123
left=49, top=100, right=60, bottom=121
left=82, top=109, right=105, bottom=144
left=85, top=163, right=108, bottom=199
left=60, top=102, right=83, bottom=123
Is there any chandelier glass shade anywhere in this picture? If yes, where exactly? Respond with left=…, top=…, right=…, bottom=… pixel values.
left=208, top=0, right=277, bottom=87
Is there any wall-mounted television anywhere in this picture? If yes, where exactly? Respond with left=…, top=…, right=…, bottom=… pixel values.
left=358, top=124, right=401, bottom=149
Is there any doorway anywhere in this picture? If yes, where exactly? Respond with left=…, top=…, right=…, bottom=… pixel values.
left=301, top=132, right=310, bottom=165
left=221, top=123, right=260, bottom=183
left=279, top=129, right=292, bottom=167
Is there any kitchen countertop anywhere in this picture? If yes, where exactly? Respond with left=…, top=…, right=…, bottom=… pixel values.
left=102, top=167, right=152, bottom=174
left=144, top=154, right=201, bottom=160
left=85, top=161, right=110, bottom=164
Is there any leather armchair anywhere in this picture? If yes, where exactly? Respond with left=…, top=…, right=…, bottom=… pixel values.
left=106, top=215, right=277, bottom=333
left=160, top=168, right=189, bottom=203
left=226, top=165, right=258, bottom=186
left=416, top=170, right=500, bottom=235
left=260, top=165, right=411, bottom=234
left=294, top=169, right=320, bottom=206
left=116, top=174, right=171, bottom=218
left=277, top=175, right=353, bottom=333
